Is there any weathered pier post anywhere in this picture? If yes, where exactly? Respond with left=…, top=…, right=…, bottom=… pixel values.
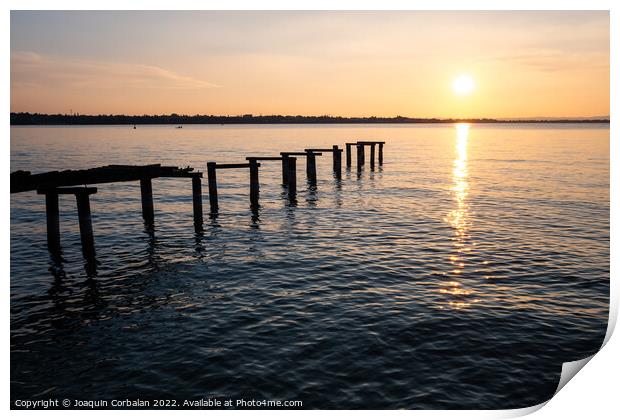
left=281, top=151, right=322, bottom=183
left=333, top=145, right=342, bottom=179
left=140, top=177, right=154, bottom=224
left=207, top=162, right=218, bottom=214
left=17, top=164, right=204, bottom=257
left=359, top=143, right=365, bottom=166
left=209, top=162, right=261, bottom=210
left=287, top=157, right=297, bottom=199
left=370, top=143, right=376, bottom=169
left=246, top=156, right=295, bottom=201
left=248, top=158, right=260, bottom=208
left=191, top=174, right=203, bottom=231
left=38, top=186, right=97, bottom=258
left=281, top=153, right=290, bottom=185
left=305, top=147, right=343, bottom=180
left=306, top=151, right=317, bottom=184
left=356, top=143, right=364, bottom=171
left=75, top=188, right=97, bottom=259
left=44, top=191, right=61, bottom=252
left=346, top=143, right=352, bottom=167
left=379, top=143, right=384, bottom=165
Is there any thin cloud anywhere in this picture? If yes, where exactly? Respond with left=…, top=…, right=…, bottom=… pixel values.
left=477, top=50, right=608, bottom=72
left=11, top=51, right=220, bottom=90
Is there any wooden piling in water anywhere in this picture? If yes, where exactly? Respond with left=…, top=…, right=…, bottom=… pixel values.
left=44, top=191, right=60, bottom=252
left=249, top=159, right=260, bottom=207
left=207, top=162, right=218, bottom=214
left=281, top=153, right=290, bottom=185
left=359, top=143, right=365, bottom=166
left=287, top=157, right=297, bottom=198
left=140, top=177, right=154, bottom=224
left=191, top=174, right=203, bottom=230
left=306, top=152, right=317, bottom=184
left=356, top=144, right=364, bottom=171
left=333, top=145, right=342, bottom=179
left=346, top=144, right=352, bottom=167
left=370, top=143, right=376, bottom=169
left=379, top=143, right=384, bottom=165
left=75, top=188, right=96, bottom=259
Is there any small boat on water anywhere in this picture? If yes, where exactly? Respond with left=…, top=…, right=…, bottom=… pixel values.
left=176, top=126, right=183, bottom=129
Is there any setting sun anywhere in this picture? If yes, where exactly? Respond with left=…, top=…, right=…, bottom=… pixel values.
left=452, top=75, right=475, bottom=96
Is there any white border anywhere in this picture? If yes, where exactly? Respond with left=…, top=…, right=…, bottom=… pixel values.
left=4, top=2, right=617, bottom=419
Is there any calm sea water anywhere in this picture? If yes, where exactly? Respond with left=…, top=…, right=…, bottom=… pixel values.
left=10, top=123, right=609, bottom=409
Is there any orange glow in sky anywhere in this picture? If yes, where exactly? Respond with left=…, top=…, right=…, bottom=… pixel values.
left=10, top=11, right=610, bottom=118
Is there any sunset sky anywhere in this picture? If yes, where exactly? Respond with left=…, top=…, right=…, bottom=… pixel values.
left=10, top=11, right=610, bottom=118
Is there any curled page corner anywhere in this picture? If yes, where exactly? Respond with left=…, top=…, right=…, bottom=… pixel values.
left=494, top=355, right=597, bottom=419
left=495, top=401, right=548, bottom=418
left=602, top=293, right=617, bottom=347
left=540, top=292, right=620, bottom=407
left=554, top=355, right=595, bottom=396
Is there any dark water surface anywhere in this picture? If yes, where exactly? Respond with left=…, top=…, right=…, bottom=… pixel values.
left=10, top=124, right=609, bottom=409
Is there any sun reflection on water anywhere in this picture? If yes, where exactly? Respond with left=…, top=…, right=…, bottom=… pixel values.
left=440, top=123, right=479, bottom=310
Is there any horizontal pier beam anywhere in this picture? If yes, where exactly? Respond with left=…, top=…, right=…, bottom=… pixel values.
left=279, top=152, right=323, bottom=156
left=37, top=187, right=98, bottom=195
left=214, top=163, right=260, bottom=169
left=245, top=157, right=284, bottom=161
left=12, top=164, right=202, bottom=193
left=356, top=141, right=386, bottom=145
left=162, top=172, right=203, bottom=178
left=305, top=148, right=343, bottom=153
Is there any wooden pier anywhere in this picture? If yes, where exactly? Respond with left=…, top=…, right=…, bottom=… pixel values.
left=12, top=164, right=203, bottom=260
left=279, top=151, right=323, bottom=185
left=206, top=161, right=261, bottom=214
left=345, top=141, right=385, bottom=169
left=245, top=156, right=298, bottom=199
left=11, top=141, right=386, bottom=262
left=304, top=145, right=344, bottom=179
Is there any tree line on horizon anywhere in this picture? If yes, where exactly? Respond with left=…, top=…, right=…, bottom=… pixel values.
left=10, top=112, right=609, bottom=125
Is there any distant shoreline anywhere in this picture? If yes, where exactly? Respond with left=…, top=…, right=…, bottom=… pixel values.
left=10, top=113, right=609, bottom=125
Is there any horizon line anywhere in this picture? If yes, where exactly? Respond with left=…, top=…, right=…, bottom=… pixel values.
left=10, top=112, right=611, bottom=124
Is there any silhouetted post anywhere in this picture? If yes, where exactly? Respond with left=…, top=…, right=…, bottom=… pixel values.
left=356, top=144, right=364, bottom=171
left=306, top=152, right=317, bottom=183
left=207, top=162, right=218, bottom=214
left=281, top=153, right=290, bottom=185
left=249, top=159, right=260, bottom=208
left=379, top=143, right=384, bottom=165
left=191, top=175, right=203, bottom=231
left=370, top=143, right=376, bottom=169
left=333, top=145, right=342, bottom=179
left=44, top=191, right=61, bottom=252
left=140, top=177, right=154, bottom=224
left=287, top=157, right=297, bottom=199
left=346, top=144, right=352, bottom=167
left=75, top=189, right=96, bottom=259
left=359, top=143, right=365, bottom=166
